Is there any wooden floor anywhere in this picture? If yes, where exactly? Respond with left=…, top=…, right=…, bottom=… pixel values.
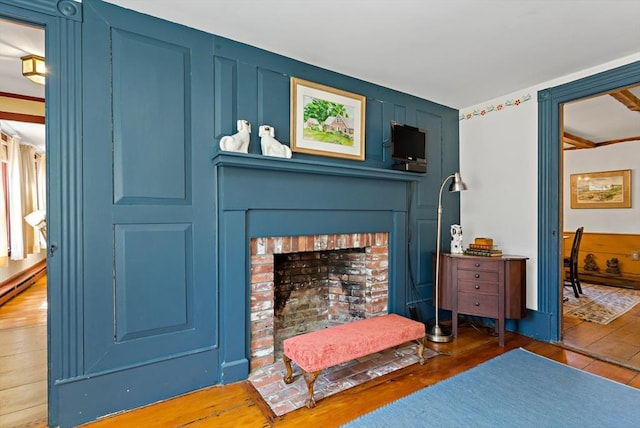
left=1, top=278, right=639, bottom=427
left=562, top=288, right=640, bottom=371
left=0, top=276, right=47, bottom=428
left=81, top=322, right=640, bottom=427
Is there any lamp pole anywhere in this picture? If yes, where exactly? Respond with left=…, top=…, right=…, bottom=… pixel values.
left=427, top=172, right=466, bottom=343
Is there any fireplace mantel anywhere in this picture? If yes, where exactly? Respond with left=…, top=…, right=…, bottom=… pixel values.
left=213, top=152, right=423, bottom=182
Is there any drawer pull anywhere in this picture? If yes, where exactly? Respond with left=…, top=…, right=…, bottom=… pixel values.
left=474, top=302, right=480, bottom=306
left=475, top=274, right=480, bottom=278
left=475, top=285, right=480, bottom=289
left=474, top=263, right=480, bottom=267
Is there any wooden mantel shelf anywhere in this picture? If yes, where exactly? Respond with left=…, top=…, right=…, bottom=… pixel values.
left=212, top=152, right=423, bottom=182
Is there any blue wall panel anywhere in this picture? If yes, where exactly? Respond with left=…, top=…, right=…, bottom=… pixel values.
left=114, top=224, right=192, bottom=342
left=365, top=98, right=385, bottom=163
left=112, top=29, right=189, bottom=203
left=213, top=56, right=238, bottom=140
left=256, top=67, right=290, bottom=139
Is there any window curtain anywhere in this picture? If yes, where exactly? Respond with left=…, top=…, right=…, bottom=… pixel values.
left=7, top=135, right=24, bottom=260
left=36, top=154, right=46, bottom=211
left=20, top=144, right=40, bottom=255
left=36, top=153, right=46, bottom=247
left=0, top=140, right=7, bottom=268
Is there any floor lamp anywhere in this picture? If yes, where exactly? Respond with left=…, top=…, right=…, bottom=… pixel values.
left=427, top=172, right=467, bottom=343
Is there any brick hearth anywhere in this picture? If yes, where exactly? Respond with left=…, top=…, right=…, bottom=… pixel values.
left=249, top=233, right=389, bottom=370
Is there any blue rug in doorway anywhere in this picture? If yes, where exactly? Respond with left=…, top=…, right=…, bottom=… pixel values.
left=343, top=348, right=640, bottom=428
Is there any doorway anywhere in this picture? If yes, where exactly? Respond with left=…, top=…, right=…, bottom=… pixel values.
left=560, top=85, right=640, bottom=370
left=0, top=17, right=47, bottom=427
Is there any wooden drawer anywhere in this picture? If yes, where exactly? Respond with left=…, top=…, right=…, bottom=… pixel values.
left=456, top=258, right=499, bottom=272
left=458, top=280, right=499, bottom=295
left=457, top=269, right=499, bottom=283
left=457, top=292, right=499, bottom=317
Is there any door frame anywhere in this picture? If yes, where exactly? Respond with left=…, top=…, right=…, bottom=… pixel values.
left=0, top=1, right=82, bottom=426
left=538, top=59, right=640, bottom=341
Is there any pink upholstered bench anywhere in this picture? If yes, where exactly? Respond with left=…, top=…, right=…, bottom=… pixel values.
left=282, top=313, right=426, bottom=408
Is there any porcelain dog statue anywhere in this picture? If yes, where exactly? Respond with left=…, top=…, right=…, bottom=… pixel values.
left=219, top=119, right=251, bottom=153
left=259, top=125, right=292, bottom=158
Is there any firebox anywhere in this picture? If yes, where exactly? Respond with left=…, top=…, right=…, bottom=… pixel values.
left=249, top=233, right=389, bottom=370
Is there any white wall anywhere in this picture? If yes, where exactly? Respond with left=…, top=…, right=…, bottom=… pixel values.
left=564, top=143, right=640, bottom=234
left=0, top=251, right=46, bottom=282
left=459, top=52, right=640, bottom=311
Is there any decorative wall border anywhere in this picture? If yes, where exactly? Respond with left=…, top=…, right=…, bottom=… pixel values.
left=459, top=94, right=532, bottom=121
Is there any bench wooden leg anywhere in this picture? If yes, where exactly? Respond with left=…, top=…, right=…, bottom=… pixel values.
left=417, top=337, right=425, bottom=365
left=303, top=370, right=322, bottom=408
left=283, top=354, right=294, bottom=384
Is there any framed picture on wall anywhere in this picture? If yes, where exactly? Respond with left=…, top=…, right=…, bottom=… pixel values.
left=290, top=77, right=366, bottom=161
left=570, top=169, right=631, bottom=209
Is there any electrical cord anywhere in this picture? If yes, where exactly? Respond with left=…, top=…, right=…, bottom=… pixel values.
left=406, top=181, right=429, bottom=317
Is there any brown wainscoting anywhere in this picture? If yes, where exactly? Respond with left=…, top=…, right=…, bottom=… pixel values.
left=0, top=259, right=47, bottom=306
left=563, top=231, right=640, bottom=289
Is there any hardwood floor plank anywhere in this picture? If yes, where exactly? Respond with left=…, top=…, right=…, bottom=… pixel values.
left=0, top=359, right=46, bottom=390
left=0, top=277, right=47, bottom=330
left=84, top=383, right=268, bottom=428
left=0, top=326, right=46, bottom=356
left=0, top=403, right=47, bottom=428
left=0, top=348, right=47, bottom=375
left=582, top=359, right=639, bottom=385
left=0, top=380, right=47, bottom=415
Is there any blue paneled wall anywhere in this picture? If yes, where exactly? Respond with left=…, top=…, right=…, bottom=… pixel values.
left=0, top=1, right=459, bottom=425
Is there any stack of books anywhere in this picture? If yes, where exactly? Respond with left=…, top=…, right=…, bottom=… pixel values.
left=464, top=248, right=503, bottom=257
left=464, top=237, right=503, bottom=257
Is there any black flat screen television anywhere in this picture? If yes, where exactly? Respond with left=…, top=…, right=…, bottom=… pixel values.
left=391, top=122, right=427, bottom=168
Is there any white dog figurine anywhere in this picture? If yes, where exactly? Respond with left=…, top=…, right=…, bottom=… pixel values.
left=451, top=224, right=464, bottom=254
left=219, top=119, right=251, bottom=153
left=259, top=125, right=292, bottom=158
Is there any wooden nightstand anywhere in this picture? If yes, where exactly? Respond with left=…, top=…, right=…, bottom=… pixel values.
left=435, top=253, right=528, bottom=346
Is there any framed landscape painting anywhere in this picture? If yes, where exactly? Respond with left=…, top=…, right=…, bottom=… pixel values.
left=290, top=77, right=366, bottom=161
left=570, top=169, right=631, bottom=209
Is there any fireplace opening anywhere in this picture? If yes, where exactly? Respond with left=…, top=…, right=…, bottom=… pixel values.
left=250, top=233, right=389, bottom=371
left=273, top=248, right=368, bottom=359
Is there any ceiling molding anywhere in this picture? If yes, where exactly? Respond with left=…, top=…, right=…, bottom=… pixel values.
left=0, top=91, right=45, bottom=122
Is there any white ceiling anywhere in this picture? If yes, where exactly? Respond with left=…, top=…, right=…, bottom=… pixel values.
left=0, top=18, right=44, bottom=151
left=0, top=18, right=44, bottom=99
left=105, top=0, right=640, bottom=109
left=1, top=1, right=640, bottom=152
left=564, top=86, right=640, bottom=146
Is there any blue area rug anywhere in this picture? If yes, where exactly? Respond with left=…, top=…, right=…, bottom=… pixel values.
left=343, top=348, right=640, bottom=428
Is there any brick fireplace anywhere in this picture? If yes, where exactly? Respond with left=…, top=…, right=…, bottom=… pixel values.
left=249, top=232, right=389, bottom=370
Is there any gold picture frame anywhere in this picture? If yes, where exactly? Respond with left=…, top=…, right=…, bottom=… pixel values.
left=570, top=169, right=631, bottom=209
left=290, top=77, right=366, bottom=161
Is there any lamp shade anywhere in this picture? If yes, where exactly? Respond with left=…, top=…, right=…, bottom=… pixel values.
left=21, top=54, right=46, bottom=85
left=448, top=172, right=467, bottom=192
left=24, top=209, right=47, bottom=241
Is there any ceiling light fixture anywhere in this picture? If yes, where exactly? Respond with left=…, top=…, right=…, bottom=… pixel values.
left=21, top=54, right=46, bottom=85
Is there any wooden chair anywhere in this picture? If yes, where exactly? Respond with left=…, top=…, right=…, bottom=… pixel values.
left=564, top=227, right=584, bottom=298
